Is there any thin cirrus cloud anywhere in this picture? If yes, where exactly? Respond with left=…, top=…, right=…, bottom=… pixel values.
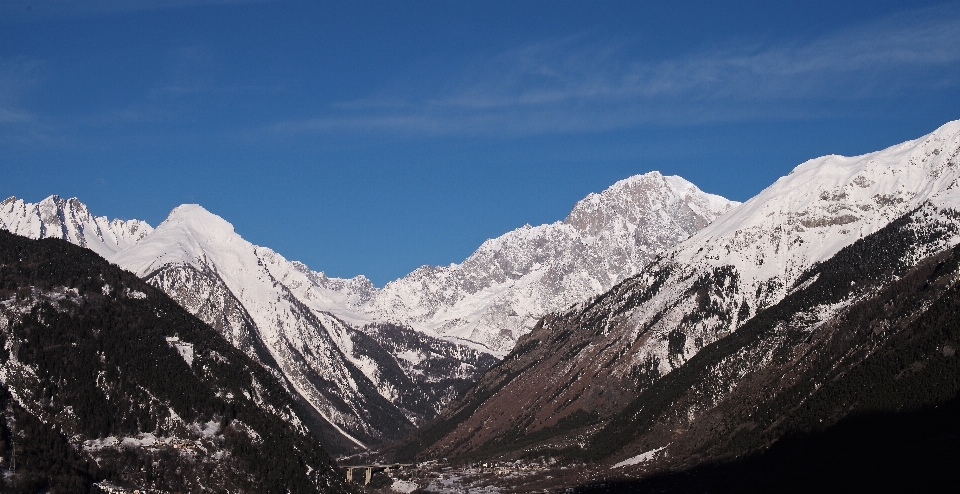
left=274, top=5, right=960, bottom=137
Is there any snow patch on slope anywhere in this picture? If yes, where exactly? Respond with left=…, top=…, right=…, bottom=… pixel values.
left=165, top=336, right=194, bottom=367
left=613, top=445, right=669, bottom=468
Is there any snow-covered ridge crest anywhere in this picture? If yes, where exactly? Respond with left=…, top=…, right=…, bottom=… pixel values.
left=1, top=172, right=738, bottom=357
left=582, top=118, right=960, bottom=382
left=3, top=170, right=738, bottom=446
left=366, top=170, right=739, bottom=354
left=111, top=204, right=391, bottom=447
left=675, top=118, right=960, bottom=290
left=0, top=195, right=153, bottom=258
left=411, top=120, right=960, bottom=461
left=110, top=170, right=737, bottom=357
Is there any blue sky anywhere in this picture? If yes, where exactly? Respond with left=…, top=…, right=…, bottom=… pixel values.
left=2, top=0, right=960, bottom=285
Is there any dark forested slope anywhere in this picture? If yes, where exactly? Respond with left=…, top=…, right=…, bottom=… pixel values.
left=0, top=231, right=352, bottom=493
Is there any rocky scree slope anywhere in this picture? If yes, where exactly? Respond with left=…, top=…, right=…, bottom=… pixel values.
left=404, top=120, right=960, bottom=467
left=0, top=231, right=350, bottom=493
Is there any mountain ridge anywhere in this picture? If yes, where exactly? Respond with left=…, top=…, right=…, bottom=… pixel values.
left=364, top=171, right=738, bottom=354
left=400, top=119, right=960, bottom=471
left=1, top=171, right=734, bottom=450
left=0, top=195, right=152, bottom=259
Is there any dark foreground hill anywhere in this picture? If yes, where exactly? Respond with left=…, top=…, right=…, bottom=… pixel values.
left=0, top=231, right=352, bottom=493
left=574, top=390, right=960, bottom=493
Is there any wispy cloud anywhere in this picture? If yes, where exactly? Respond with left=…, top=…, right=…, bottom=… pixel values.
left=274, top=4, right=960, bottom=136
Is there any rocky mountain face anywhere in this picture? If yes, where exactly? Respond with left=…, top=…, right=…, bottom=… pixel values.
left=1, top=172, right=732, bottom=452
left=403, top=120, right=960, bottom=474
left=0, top=197, right=499, bottom=452
left=353, top=172, right=737, bottom=355
left=0, top=195, right=152, bottom=259
left=0, top=231, right=349, bottom=493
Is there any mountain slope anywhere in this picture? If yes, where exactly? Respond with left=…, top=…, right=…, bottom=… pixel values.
left=404, top=119, right=960, bottom=466
left=575, top=390, right=960, bottom=493
left=586, top=206, right=960, bottom=467
left=0, top=231, right=349, bottom=493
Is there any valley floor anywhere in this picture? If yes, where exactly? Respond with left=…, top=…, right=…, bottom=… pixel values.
left=345, top=458, right=596, bottom=493
left=347, top=389, right=960, bottom=494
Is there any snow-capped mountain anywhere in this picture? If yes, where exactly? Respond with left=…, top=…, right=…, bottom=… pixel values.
left=106, top=172, right=732, bottom=447
left=1, top=171, right=735, bottom=450
left=0, top=195, right=152, bottom=258
left=110, top=205, right=495, bottom=451
left=631, top=118, right=960, bottom=367
left=408, top=120, right=960, bottom=466
left=0, top=173, right=735, bottom=360
left=357, top=172, right=737, bottom=354
left=674, top=122, right=960, bottom=304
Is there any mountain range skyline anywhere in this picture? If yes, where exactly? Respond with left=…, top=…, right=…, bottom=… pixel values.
left=397, top=117, right=960, bottom=481
left=1, top=171, right=735, bottom=289
left=2, top=118, right=959, bottom=491
left=3, top=2, right=960, bottom=491
left=2, top=168, right=738, bottom=448
left=3, top=1, right=959, bottom=285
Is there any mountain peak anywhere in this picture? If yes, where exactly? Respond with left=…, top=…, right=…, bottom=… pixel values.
left=0, top=195, right=153, bottom=258
left=111, top=204, right=248, bottom=278
left=163, top=204, right=236, bottom=234
left=679, top=117, right=960, bottom=287
left=563, top=171, right=738, bottom=238
left=367, top=171, right=738, bottom=353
